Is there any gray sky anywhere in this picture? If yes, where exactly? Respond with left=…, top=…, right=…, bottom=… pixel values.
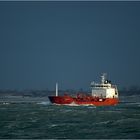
left=0, top=1, right=140, bottom=90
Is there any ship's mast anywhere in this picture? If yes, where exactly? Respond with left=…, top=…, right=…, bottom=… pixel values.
left=56, top=83, right=58, bottom=96
left=101, top=73, right=106, bottom=84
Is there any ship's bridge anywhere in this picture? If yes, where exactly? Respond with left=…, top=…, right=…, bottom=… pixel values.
left=91, top=82, right=112, bottom=89
left=90, top=74, right=118, bottom=98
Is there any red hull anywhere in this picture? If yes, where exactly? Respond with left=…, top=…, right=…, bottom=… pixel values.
left=48, top=95, right=119, bottom=106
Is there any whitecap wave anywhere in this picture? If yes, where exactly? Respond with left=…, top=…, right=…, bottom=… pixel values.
left=37, top=101, right=50, bottom=105
left=113, top=118, right=139, bottom=125
left=2, top=102, right=10, bottom=105
left=93, top=120, right=112, bottom=125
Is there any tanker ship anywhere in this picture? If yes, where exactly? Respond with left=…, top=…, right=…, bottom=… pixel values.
left=48, top=74, right=119, bottom=106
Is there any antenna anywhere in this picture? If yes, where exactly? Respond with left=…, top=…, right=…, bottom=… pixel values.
left=56, top=83, right=58, bottom=96
left=101, top=73, right=107, bottom=84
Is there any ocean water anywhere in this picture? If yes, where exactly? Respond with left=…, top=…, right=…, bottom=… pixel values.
left=0, top=95, right=140, bottom=139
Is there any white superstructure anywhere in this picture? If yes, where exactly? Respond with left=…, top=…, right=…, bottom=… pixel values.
left=90, top=74, right=118, bottom=98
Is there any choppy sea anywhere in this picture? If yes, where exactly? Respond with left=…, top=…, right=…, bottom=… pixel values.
left=0, top=94, right=140, bottom=139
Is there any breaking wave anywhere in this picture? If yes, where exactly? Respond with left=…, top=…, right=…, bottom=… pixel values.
left=36, top=101, right=50, bottom=105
